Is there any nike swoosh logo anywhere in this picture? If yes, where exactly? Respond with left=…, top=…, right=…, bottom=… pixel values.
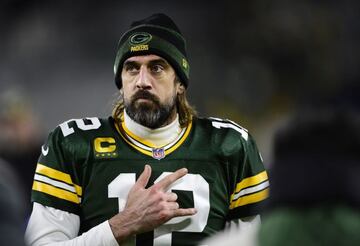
left=42, top=145, right=49, bottom=156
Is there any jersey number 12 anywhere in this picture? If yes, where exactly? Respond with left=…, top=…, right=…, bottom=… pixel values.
left=108, top=172, right=210, bottom=245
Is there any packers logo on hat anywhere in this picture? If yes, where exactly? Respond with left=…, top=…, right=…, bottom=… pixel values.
left=129, top=32, right=152, bottom=45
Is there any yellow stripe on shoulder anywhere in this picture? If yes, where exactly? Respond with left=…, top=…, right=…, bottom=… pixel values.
left=36, top=163, right=72, bottom=184
left=234, top=171, right=268, bottom=193
left=229, top=188, right=269, bottom=209
left=74, top=184, right=82, bottom=196
left=32, top=181, right=81, bottom=204
left=35, top=163, right=82, bottom=196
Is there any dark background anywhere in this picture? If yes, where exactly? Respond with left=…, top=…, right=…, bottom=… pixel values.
left=1, top=0, right=359, bottom=167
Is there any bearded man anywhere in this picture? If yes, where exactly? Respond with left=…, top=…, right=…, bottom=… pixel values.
left=25, top=13, right=269, bottom=246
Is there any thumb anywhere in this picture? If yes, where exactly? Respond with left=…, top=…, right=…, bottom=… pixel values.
left=135, top=164, right=152, bottom=188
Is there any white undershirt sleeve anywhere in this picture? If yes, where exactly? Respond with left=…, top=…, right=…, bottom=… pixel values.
left=25, top=202, right=119, bottom=246
left=225, top=214, right=261, bottom=233
left=201, top=215, right=261, bottom=246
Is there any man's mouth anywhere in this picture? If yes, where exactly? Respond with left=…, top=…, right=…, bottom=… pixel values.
left=136, top=98, right=153, bottom=103
left=134, top=97, right=158, bottom=108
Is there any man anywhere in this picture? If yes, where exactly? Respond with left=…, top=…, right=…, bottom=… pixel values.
left=25, top=13, right=269, bottom=245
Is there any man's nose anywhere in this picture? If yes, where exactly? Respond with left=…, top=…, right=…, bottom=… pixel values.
left=135, top=66, right=152, bottom=89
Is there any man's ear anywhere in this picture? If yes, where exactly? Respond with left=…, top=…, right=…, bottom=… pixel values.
left=177, top=83, right=185, bottom=95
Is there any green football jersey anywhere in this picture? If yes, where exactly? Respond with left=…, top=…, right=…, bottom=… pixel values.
left=31, top=116, right=269, bottom=245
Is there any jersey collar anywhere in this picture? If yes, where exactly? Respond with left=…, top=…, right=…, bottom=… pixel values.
left=115, top=111, right=192, bottom=159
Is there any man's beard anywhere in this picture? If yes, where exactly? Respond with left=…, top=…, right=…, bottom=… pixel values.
left=124, top=90, right=177, bottom=129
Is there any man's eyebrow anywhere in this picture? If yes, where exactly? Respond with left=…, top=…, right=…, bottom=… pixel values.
left=123, top=60, right=138, bottom=67
left=123, top=58, right=169, bottom=68
left=148, top=59, right=169, bottom=67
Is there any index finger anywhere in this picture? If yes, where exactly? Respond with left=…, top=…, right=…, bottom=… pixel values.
left=154, top=168, right=188, bottom=190
left=135, top=164, right=152, bottom=188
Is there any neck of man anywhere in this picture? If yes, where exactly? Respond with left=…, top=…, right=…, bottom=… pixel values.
left=123, top=110, right=182, bottom=147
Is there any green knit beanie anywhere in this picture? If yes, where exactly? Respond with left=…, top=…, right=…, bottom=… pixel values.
left=113, top=13, right=190, bottom=89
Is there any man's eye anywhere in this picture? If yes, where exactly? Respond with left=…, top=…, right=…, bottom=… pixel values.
left=151, top=65, right=164, bottom=73
left=125, top=65, right=138, bottom=73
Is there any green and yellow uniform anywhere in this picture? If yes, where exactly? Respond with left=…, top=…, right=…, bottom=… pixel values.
left=32, top=116, right=269, bottom=245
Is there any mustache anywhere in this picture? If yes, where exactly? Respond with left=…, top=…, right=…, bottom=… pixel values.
left=131, top=90, right=159, bottom=104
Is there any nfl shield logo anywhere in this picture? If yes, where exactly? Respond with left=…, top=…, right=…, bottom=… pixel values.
left=152, top=148, right=165, bottom=160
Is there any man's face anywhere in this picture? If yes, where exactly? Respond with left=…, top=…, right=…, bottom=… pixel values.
left=121, top=54, right=184, bottom=129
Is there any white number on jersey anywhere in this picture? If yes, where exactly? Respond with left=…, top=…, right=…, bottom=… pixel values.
left=210, top=117, right=248, bottom=141
left=108, top=172, right=210, bottom=245
left=59, top=117, right=101, bottom=137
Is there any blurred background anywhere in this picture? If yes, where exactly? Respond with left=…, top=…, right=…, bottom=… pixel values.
left=0, top=0, right=359, bottom=223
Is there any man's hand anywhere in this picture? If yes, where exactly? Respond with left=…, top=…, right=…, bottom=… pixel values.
left=109, top=165, right=197, bottom=242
